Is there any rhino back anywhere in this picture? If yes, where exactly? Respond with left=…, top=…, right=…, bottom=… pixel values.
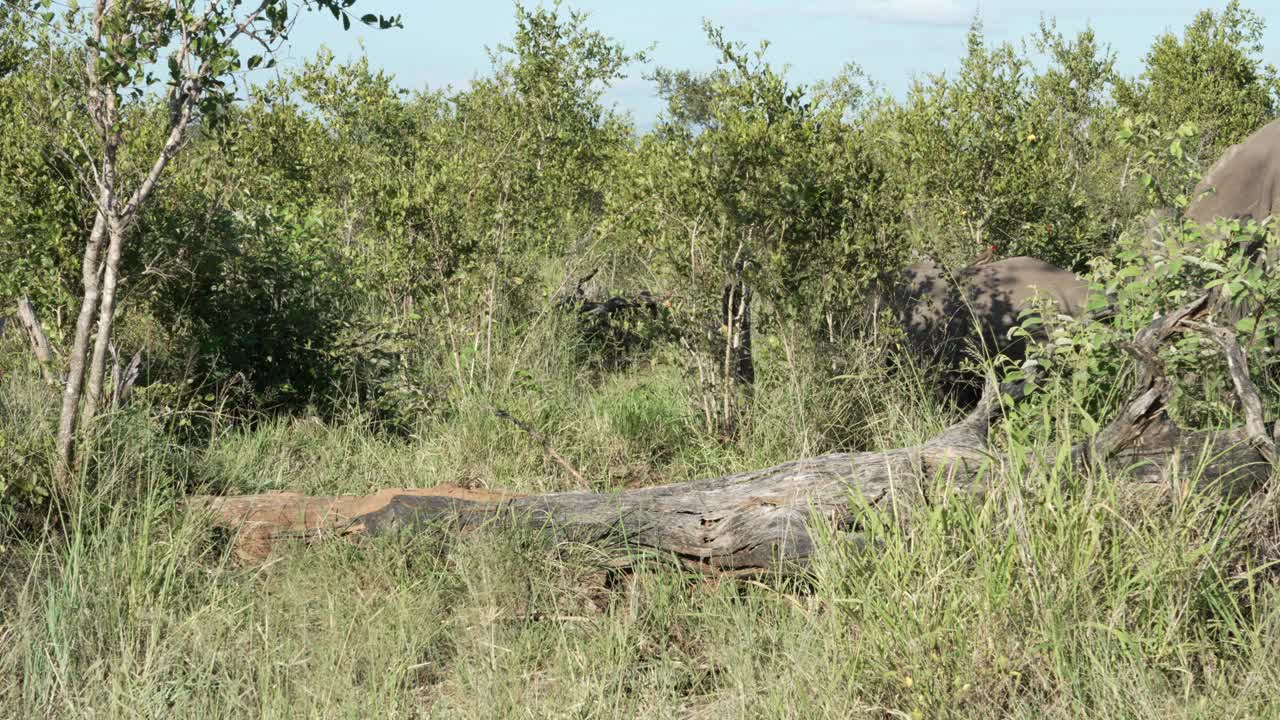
left=1186, top=119, right=1280, bottom=224
left=961, top=257, right=1089, bottom=317
left=890, top=256, right=1088, bottom=367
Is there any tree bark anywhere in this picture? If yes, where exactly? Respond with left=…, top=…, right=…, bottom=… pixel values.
left=188, top=293, right=1277, bottom=571
left=83, top=222, right=125, bottom=426
left=55, top=209, right=110, bottom=492
left=17, top=297, right=59, bottom=387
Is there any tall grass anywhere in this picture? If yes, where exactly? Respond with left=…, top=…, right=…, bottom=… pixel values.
left=2, top=325, right=1280, bottom=718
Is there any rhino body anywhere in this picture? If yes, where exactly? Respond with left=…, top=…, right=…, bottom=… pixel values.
left=1186, top=119, right=1280, bottom=225
left=884, top=256, right=1091, bottom=382
left=1182, top=120, right=1280, bottom=338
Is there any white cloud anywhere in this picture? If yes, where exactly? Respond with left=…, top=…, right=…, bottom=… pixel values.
left=744, top=0, right=975, bottom=27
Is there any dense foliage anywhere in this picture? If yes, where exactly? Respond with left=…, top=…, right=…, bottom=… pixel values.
left=0, top=1, right=1277, bottom=505
left=4, top=4, right=1280, bottom=717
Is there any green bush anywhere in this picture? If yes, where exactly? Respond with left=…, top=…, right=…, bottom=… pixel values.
left=1116, top=0, right=1280, bottom=159
left=877, top=20, right=1127, bottom=270
left=3, top=3, right=1280, bottom=715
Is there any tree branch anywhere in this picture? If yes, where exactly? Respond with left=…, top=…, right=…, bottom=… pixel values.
left=16, top=298, right=60, bottom=388
left=493, top=407, right=587, bottom=486
left=1182, top=320, right=1277, bottom=465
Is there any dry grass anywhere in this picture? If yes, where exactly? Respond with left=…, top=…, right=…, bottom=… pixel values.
left=2, top=335, right=1280, bottom=718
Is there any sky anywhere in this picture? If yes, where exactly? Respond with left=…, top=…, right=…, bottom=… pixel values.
left=274, top=1, right=1279, bottom=127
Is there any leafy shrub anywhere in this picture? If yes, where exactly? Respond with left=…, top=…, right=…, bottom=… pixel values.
left=1012, top=215, right=1280, bottom=435
left=1115, top=0, right=1280, bottom=158
left=878, top=21, right=1125, bottom=271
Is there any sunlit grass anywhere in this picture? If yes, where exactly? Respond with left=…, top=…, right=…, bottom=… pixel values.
left=2, top=337, right=1279, bottom=718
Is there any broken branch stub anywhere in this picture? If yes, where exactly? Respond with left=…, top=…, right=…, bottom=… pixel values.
left=1182, top=320, right=1277, bottom=465
left=17, top=297, right=60, bottom=388
left=188, top=293, right=1277, bottom=572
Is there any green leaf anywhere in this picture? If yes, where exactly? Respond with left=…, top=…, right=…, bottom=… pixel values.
left=1236, top=317, right=1256, bottom=333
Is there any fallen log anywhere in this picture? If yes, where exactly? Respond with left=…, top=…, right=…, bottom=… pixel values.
left=188, top=294, right=1277, bottom=571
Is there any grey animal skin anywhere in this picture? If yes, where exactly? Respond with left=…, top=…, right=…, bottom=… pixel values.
left=1182, top=120, right=1280, bottom=334
left=1186, top=119, right=1280, bottom=225
left=886, top=255, right=1091, bottom=380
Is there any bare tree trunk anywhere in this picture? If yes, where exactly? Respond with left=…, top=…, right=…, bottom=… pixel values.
left=190, top=293, right=1277, bottom=572
left=718, top=247, right=755, bottom=439
left=56, top=69, right=191, bottom=490
left=17, top=297, right=59, bottom=387
left=83, top=222, right=126, bottom=427
left=55, top=1, right=117, bottom=493
left=55, top=209, right=110, bottom=491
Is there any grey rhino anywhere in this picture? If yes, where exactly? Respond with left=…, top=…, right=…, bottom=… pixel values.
left=1182, top=120, right=1280, bottom=335
left=1186, top=119, right=1280, bottom=225
left=884, top=255, right=1092, bottom=386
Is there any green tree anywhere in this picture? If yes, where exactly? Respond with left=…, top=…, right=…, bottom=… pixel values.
left=880, top=20, right=1121, bottom=270
left=414, top=2, right=643, bottom=392
left=0, top=9, right=92, bottom=314
left=1116, top=1, right=1280, bottom=158
left=7, top=0, right=398, bottom=493
left=131, top=54, right=432, bottom=413
left=620, top=24, right=899, bottom=437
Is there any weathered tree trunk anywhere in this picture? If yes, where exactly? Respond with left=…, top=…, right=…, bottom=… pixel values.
left=189, top=294, right=1277, bottom=571
left=84, top=222, right=127, bottom=426
left=17, top=297, right=59, bottom=387
left=191, top=422, right=1271, bottom=570
left=56, top=209, right=111, bottom=492
left=717, top=254, right=754, bottom=438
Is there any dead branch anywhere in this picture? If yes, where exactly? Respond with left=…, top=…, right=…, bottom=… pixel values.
left=1182, top=320, right=1276, bottom=465
left=188, top=292, right=1277, bottom=572
left=108, top=343, right=143, bottom=409
left=16, top=297, right=60, bottom=388
left=494, top=407, right=587, bottom=486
